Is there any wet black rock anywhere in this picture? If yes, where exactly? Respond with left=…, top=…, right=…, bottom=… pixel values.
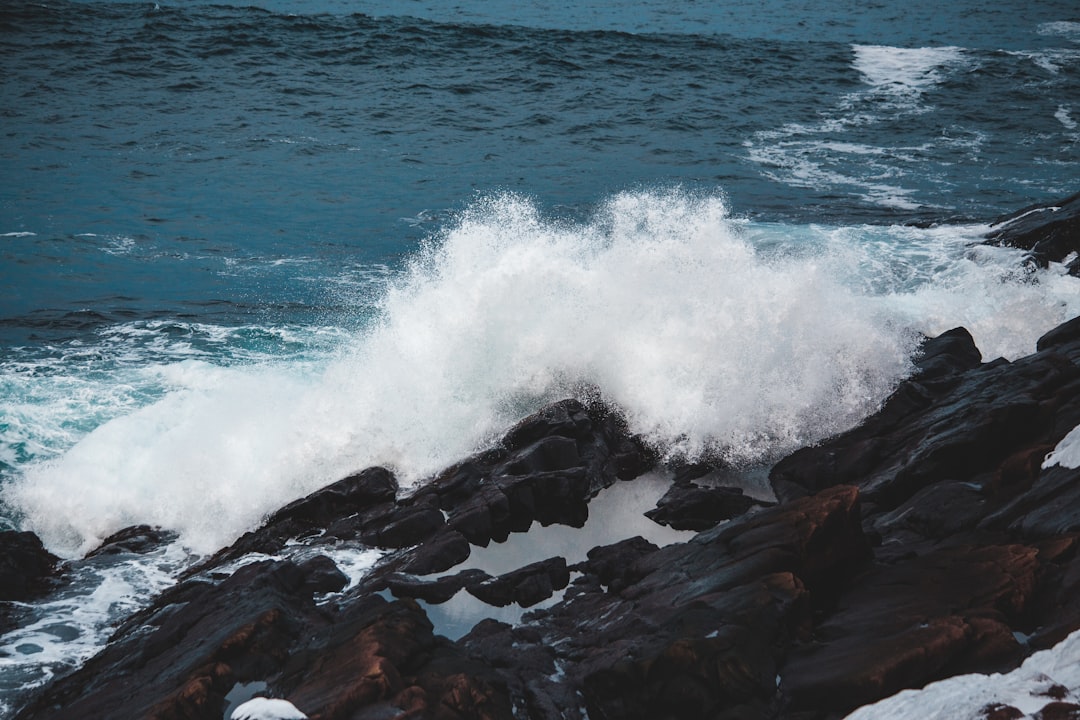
left=466, top=556, right=570, bottom=608
left=0, top=530, right=62, bottom=602
left=645, top=481, right=760, bottom=530
left=985, top=191, right=1080, bottom=275
left=84, top=524, right=178, bottom=558
left=400, top=529, right=473, bottom=576
left=385, top=568, right=493, bottom=604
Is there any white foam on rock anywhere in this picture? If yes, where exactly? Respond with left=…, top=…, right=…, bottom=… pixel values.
left=844, top=628, right=1080, bottom=720
left=230, top=696, right=308, bottom=720
left=1043, top=423, right=1080, bottom=470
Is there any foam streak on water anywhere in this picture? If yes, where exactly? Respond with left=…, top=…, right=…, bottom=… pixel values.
left=745, top=44, right=981, bottom=211
left=3, top=190, right=1078, bottom=559
left=0, top=542, right=190, bottom=703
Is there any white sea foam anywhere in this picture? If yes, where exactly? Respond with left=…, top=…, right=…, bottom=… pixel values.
left=1043, top=423, right=1080, bottom=470
left=1038, top=21, right=1080, bottom=43
left=1009, top=47, right=1080, bottom=75
left=1056, top=105, right=1078, bottom=130
left=230, top=697, right=308, bottom=720
left=0, top=542, right=188, bottom=699
left=844, top=627, right=1080, bottom=720
left=3, top=191, right=1078, bottom=558
left=852, top=45, right=968, bottom=96
left=744, top=46, right=973, bottom=207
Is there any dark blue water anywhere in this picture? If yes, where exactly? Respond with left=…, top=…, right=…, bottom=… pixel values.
left=0, top=0, right=1078, bottom=713
left=3, top=0, right=1078, bottom=340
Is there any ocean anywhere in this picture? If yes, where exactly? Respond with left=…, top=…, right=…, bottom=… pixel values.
left=1, top=0, right=1078, bottom=714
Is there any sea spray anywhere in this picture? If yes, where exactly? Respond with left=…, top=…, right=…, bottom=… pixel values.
left=4, top=190, right=1078, bottom=558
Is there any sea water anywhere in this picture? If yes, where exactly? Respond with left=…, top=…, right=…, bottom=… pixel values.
left=1, top=0, right=1078, bottom=714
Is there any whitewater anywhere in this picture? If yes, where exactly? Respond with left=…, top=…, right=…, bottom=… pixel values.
left=2, top=191, right=1076, bottom=559
left=2, top=0, right=1079, bottom=714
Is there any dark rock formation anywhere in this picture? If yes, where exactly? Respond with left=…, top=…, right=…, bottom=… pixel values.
left=645, top=481, right=760, bottom=530
left=0, top=529, right=63, bottom=636
left=84, top=524, right=178, bottom=558
left=8, top=191, right=1080, bottom=720
left=466, top=556, right=570, bottom=608
left=985, top=191, right=1080, bottom=276
left=0, top=530, right=61, bottom=601
left=385, top=568, right=492, bottom=604
left=400, top=529, right=473, bottom=575
left=188, top=466, right=402, bottom=573
left=770, top=321, right=1080, bottom=514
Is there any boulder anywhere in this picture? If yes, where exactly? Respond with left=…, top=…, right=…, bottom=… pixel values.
left=466, top=557, right=570, bottom=608
left=84, top=525, right=178, bottom=558
left=0, top=530, right=62, bottom=601
left=645, top=481, right=759, bottom=530
left=984, top=191, right=1080, bottom=275
left=385, top=568, right=492, bottom=604
left=400, top=530, right=472, bottom=576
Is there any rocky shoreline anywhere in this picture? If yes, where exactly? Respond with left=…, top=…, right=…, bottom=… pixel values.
left=3, top=194, right=1080, bottom=720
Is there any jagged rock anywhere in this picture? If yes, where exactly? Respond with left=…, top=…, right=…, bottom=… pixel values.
left=85, top=525, right=178, bottom=558
left=770, top=325, right=1080, bottom=512
left=1040, top=314, right=1080, bottom=362
left=985, top=191, right=1080, bottom=276
left=503, top=435, right=582, bottom=475
left=582, top=625, right=778, bottom=720
left=645, top=481, right=759, bottom=530
left=446, top=480, right=516, bottom=546
left=277, top=596, right=514, bottom=720
left=385, top=568, right=492, bottom=604
left=13, top=558, right=337, bottom=720
left=575, top=535, right=659, bottom=592
left=360, top=502, right=446, bottom=549
left=187, top=467, right=401, bottom=573
left=295, top=555, right=349, bottom=596
left=466, top=557, right=570, bottom=608
left=0, top=530, right=61, bottom=601
left=780, top=543, right=1037, bottom=715
left=400, top=530, right=472, bottom=576
left=912, top=326, right=983, bottom=384
left=502, top=399, right=594, bottom=450
left=473, top=485, right=868, bottom=720
left=269, top=466, right=399, bottom=527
